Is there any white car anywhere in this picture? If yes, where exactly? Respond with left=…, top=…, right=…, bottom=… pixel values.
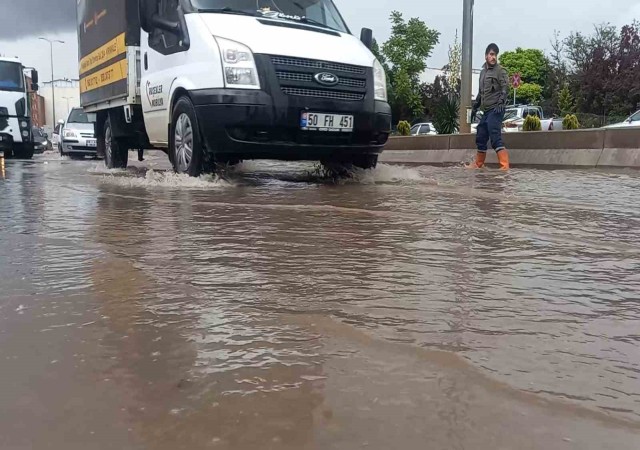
left=603, top=110, right=640, bottom=129
left=410, top=123, right=437, bottom=136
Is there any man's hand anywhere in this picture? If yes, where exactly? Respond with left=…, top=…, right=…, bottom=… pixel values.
left=494, top=104, right=505, bottom=114
left=471, top=107, right=478, bottom=123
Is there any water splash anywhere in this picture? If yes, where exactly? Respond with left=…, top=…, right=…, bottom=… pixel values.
left=100, top=169, right=233, bottom=189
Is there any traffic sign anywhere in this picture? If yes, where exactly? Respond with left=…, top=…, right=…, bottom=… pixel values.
left=512, top=73, right=522, bottom=89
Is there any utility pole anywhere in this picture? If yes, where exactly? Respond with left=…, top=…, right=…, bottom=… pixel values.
left=38, top=37, right=65, bottom=127
left=459, top=0, right=474, bottom=134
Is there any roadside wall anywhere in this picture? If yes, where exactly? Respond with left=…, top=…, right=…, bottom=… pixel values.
left=380, top=129, right=640, bottom=168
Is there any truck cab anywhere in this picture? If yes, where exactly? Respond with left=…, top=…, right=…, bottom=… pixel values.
left=0, top=57, right=39, bottom=159
left=78, top=0, right=391, bottom=175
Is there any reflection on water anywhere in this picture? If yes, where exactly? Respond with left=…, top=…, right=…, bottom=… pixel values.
left=1, top=155, right=639, bottom=449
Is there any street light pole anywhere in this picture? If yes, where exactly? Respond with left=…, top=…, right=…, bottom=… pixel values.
left=459, top=0, right=474, bottom=134
left=38, top=37, right=65, bottom=127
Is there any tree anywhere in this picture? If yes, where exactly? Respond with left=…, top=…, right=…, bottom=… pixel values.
left=545, top=30, right=570, bottom=112
left=563, top=22, right=640, bottom=117
left=379, top=11, right=440, bottom=120
left=444, top=30, right=462, bottom=93
left=514, top=83, right=543, bottom=105
left=557, top=85, right=575, bottom=116
left=500, top=48, right=550, bottom=87
left=419, top=75, right=452, bottom=119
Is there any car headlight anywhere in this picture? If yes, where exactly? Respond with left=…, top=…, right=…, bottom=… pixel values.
left=215, top=37, right=260, bottom=89
left=373, top=59, right=388, bottom=102
left=63, top=130, right=76, bottom=138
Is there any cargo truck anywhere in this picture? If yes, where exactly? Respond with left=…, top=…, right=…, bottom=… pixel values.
left=77, top=0, right=391, bottom=175
left=0, top=57, right=40, bottom=159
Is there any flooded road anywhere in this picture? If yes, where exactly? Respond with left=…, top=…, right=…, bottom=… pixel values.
left=1, top=152, right=639, bottom=449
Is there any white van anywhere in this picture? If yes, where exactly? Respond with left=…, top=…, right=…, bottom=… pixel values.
left=77, top=0, right=391, bottom=175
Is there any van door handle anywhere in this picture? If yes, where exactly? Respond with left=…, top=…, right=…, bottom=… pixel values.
left=144, top=53, right=148, bottom=71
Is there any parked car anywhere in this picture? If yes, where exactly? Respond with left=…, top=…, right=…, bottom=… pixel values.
left=502, top=105, right=563, bottom=132
left=31, top=126, right=50, bottom=154
left=410, top=122, right=437, bottom=136
left=603, top=110, right=640, bottom=129
left=59, top=108, right=97, bottom=159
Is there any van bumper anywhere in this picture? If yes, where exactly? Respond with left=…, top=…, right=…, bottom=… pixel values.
left=190, top=89, right=391, bottom=161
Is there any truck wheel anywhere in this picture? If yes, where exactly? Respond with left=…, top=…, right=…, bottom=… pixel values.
left=171, top=96, right=206, bottom=177
left=13, top=145, right=34, bottom=160
left=104, top=116, right=128, bottom=169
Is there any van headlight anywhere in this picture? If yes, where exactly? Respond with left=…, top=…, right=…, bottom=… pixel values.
left=63, top=130, right=77, bottom=139
left=215, top=37, right=260, bottom=90
left=373, top=59, right=388, bottom=102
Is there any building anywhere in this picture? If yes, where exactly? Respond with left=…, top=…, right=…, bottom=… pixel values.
left=39, top=79, right=81, bottom=133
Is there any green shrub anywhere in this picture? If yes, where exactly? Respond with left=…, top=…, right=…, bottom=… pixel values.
left=562, top=114, right=580, bottom=130
left=523, top=115, right=542, bottom=131
left=397, top=120, right=411, bottom=136
left=432, top=95, right=460, bottom=135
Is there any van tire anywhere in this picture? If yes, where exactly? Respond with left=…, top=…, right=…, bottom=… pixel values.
left=170, top=96, right=207, bottom=177
left=104, top=116, right=128, bottom=169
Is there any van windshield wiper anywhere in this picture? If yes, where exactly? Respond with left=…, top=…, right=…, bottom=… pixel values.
left=262, top=13, right=338, bottom=31
left=199, top=7, right=257, bottom=17
left=297, top=17, right=337, bottom=31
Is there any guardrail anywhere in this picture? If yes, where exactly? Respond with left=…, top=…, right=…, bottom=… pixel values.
left=380, top=128, right=640, bottom=168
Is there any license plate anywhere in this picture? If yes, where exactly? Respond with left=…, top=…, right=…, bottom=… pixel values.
left=301, top=112, right=354, bottom=132
left=86, top=139, right=97, bottom=147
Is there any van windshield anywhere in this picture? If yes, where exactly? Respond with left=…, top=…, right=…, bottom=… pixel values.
left=0, top=61, right=24, bottom=92
left=190, top=0, right=349, bottom=33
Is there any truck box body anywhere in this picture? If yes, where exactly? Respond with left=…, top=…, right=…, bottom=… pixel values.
left=77, top=0, right=141, bottom=109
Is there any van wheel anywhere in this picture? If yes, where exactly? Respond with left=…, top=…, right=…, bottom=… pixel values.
left=104, top=116, right=128, bottom=169
left=171, top=96, right=207, bottom=177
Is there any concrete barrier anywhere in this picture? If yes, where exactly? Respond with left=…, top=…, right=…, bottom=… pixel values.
left=380, top=128, right=640, bottom=168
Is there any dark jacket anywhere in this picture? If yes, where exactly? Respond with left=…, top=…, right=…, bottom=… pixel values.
left=474, top=63, right=509, bottom=111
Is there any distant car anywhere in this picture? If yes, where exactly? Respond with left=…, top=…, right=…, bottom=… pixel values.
left=60, top=108, right=97, bottom=159
left=31, top=126, right=50, bottom=154
left=603, top=110, right=640, bottom=129
left=410, top=123, right=437, bottom=136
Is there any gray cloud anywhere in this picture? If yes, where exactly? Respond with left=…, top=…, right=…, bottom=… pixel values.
left=0, top=0, right=76, bottom=40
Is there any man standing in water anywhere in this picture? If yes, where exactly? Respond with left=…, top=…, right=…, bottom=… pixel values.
left=469, top=43, right=510, bottom=170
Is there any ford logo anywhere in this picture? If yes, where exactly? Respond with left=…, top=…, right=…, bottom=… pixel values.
left=314, top=72, right=339, bottom=86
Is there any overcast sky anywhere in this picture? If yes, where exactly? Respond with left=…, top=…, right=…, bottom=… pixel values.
left=0, top=0, right=638, bottom=81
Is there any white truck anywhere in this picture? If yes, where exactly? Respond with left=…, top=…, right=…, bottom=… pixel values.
left=0, top=57, right=40, bottom=159
left=77, top=0, right=391, bottom=176
left=502, top=105, right=564, bottom=132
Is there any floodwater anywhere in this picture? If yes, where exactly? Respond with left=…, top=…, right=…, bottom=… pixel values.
left=1, top=151, right=639, bottom=450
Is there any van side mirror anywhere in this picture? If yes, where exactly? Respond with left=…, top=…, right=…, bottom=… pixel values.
left=139, top=0, right=157, bottom=33
left=31, top=69, right=39, bottom=84
left=31, top=83, right=39, bottom=92
left=150, top=14, right=179, bottom=33
left=360, top=28, right=373, bottom=50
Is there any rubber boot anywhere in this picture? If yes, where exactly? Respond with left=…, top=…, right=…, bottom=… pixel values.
left=497, top=149, right=510, bottom=170
left=466, top=151, right=486, bottom=169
